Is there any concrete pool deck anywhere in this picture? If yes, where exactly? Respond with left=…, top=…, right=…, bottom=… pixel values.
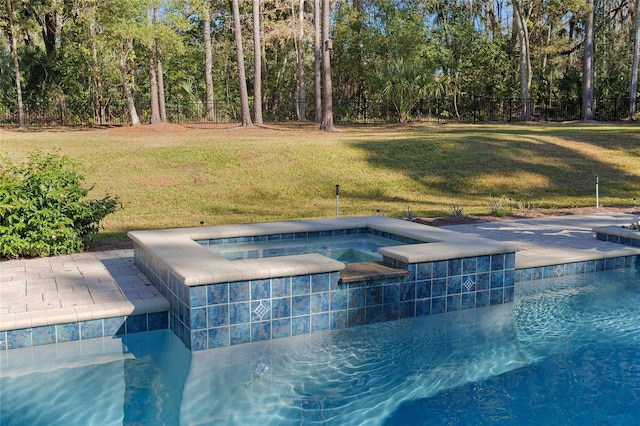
left=2, top=212, right=640, bottom=334
left=441, top=212, right=640, bottom=269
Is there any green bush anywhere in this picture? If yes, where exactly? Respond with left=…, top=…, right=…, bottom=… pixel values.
left=0, top=152, right=120, bottom=259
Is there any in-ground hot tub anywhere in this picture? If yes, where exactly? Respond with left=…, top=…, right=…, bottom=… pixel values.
left=128, top=216, right=520, bottom=351
left=197, top=227, right=422, bottom=263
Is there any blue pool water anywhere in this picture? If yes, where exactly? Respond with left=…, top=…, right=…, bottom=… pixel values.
left=201, top=233, right=411, bottom=263
left=2, top=268, right=640, bottom=425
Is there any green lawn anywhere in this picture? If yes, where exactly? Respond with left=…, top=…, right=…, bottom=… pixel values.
left=2, top=122, right=640, bottom=240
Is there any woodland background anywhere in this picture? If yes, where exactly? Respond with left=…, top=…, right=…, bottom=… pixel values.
left=2, top=0, right=640, bottom=126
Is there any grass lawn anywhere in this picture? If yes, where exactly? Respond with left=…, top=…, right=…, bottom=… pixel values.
left=2, top=122, right=640, bottom=241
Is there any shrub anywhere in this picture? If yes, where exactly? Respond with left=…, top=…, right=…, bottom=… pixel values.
left=449, top=204, right=465, bottom=218
left=403, top=205, right=417, bottom=221
left=0, top=152, right=120, bottom=259
left=488, top=195, right=508, bottom=217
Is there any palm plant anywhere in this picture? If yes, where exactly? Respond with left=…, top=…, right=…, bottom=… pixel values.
left=376, top=58, right=434, bottom=123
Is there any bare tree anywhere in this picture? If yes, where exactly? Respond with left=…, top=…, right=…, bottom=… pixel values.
left=314, top=0, right=322, bottom=122
left=319, top=0, right=335, bottom=130
left=295, top=0, right=306, bottom=121
left=231, top=0, right=253, bottom=127
left=582, top=0, right=595, bottom=121
left=89, top=15, right=106, bottom=125
left=514, top=1, right=532, bottom=121
left=148, top=7, right=161, bottom=124
left=118, top=39, right=141, bottom=125
left=630, top=0, right=640, bottom=120
left=203, top=2, right=215, bottom=121
left=154, top=5, right=167, bottom=122
left=253, top=0, right=263, bottom=124
left=6, top=0, right=25, bottom=128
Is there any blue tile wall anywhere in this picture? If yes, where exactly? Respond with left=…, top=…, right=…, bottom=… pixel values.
left=167, top=252, right=518, bottom=351
left=197, top=228, right=422, bottom=251
left=0, top=312, right=168, bottom=351
left=515, top=255, right=636, bottom=283
left=132, top=237, right=640, bottom=352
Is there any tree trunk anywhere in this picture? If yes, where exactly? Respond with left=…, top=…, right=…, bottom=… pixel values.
left=514, top=2, right=532, bottom=121
left=203, top=4, right=215, bottom=122
left=119, top=41, right=140, bottom=126
left=89, top=18, right=105, bottom=125
left=6, top=0, right=25, bottom=128
left=319, top=0, right=335, bottom=131
left=156, top=44, right=167, bottom=122
left=252, top=0, right=263, bottom=124
left=155, top=6, right=167, bottom=123
left=148, top=7, right=161, bottom=124
left=582, top=0, right=596, bottom=121
left=43, top=11, right=57, bottom=58
left=148, top=48, right=161, bottom=124
left=296, top=0, right=306, bottom=121
left=314, top=0, right=322, bottom=122
left=630, top=0, right=640, bottom=120
left=231, top=0, right=253, bottom=127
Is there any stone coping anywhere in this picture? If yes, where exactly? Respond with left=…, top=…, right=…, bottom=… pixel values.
left=515, top=249, right=640, bottom=270
left=593, top=225, right=639, bottom=238
left=128, top=216, right=521, bottom=286
left=0, top=298, right=170, bottom=332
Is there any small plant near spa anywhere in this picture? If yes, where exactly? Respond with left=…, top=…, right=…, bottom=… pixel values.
left=514, top=191, right=537, bottom=213
left=487, top=195, right=508, bottom=217
left=449, top=204, right=465, bottom=218
left=0, top=152, right=120, bottom=259
left=403, top=205, right=417, bottom=221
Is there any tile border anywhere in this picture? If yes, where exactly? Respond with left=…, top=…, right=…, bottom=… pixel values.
left=0, top=312, right=168, bottom=351
left=515, top=255, right=636, bottom=282
left=145, top=252, right=517, bottom=351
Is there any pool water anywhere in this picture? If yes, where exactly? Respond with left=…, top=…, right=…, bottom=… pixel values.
left=201, top=233, right=410, bottom=263
left=2, top=268, right=640, bottom=425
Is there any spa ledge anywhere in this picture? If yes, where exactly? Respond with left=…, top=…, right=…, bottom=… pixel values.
left=128, top=216, right=521, bottom=286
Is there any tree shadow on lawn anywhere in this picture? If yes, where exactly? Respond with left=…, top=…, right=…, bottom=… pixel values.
left=347, top=125, right=640, bottom=204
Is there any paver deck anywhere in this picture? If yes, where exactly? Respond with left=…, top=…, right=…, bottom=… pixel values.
left=1, top=212, right=639, bottom=333
left=0, top=249, right=169, bottom=332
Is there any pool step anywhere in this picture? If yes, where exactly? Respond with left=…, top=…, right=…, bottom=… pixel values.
left=339, top=261, right=410, bottom=284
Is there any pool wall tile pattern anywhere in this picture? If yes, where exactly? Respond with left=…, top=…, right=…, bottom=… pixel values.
left=515, top=256, right=637, bottom=282
left=131, top=234, right=640, bottom=352
left=196, top=228, right=422, bottom=260
left=136, top=237, right=520, bottom=350
left=0, top=312, right=168, bottom=350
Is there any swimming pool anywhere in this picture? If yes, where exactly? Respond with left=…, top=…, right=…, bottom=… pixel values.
left=2, top=267, right=640, bottom=424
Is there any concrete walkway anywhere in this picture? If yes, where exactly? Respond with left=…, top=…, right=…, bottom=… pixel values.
left=442, top=212, right=640, bottom=268
left=1, top=212, right=639, bottom=333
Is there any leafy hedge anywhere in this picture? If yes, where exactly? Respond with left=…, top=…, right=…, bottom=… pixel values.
left=0, top=152, right=120, bottom=259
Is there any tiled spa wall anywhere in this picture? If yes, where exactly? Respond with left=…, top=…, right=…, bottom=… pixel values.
left=197, top=227, right=422, bottom=256
left=135, top=244, right=516, bottom=351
